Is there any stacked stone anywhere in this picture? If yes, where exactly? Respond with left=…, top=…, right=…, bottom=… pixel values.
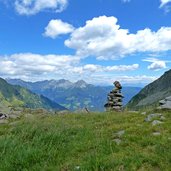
left=104, top=81, right=124, bottom=112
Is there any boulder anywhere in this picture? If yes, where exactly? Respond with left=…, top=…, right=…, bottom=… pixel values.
left=0, top=113, right=8, bottom=119
left=158, top=96, right=171, bottom=109
left=152, top=120, right=163, bottom=126
left=0, top=120, right=8, bottom=124
left=144, top=113, right=162, bottom=122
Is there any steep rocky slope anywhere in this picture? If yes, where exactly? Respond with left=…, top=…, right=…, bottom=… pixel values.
left=127, top=69, right=171, bottom=110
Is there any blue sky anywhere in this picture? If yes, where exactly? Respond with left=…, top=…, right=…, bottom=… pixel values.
left=0, top=0, right=171, bottom=86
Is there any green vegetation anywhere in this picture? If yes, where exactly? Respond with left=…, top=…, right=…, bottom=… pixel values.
left=0, top=111, right=170, bottom=171
left=0, top=78, right=66, bottom=111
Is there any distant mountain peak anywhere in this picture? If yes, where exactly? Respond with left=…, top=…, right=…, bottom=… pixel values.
left=74, top=80, right=88, bottom=88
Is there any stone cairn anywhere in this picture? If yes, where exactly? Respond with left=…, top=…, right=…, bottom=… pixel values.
left=104, top=81, right=124, bottom=112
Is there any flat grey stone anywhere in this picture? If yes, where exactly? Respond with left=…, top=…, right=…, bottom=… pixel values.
left=75, top=166, right=80, bottom=170
left=9, top=114, right=20, bottom=119
left=160, top=102, right=171, bottom=109
left=165, top=96, right=171, bottom=101
left=152, top=120, right=163, bottom=126
left=24, top=114, right=34, bottom=118
left=152, top=132, right=161, bottom=136
left=113, top=138, right=122, bottom=145
left=141, top=112, right=147, bottom=115
left=159, top=100, right=166, bottom=104
left=144, top=113, right=162, bottom=122
left=160, top=116, right=166, bottom=121
left=0, top=120, right=9, bottom=124
left=115, top=130, right=125, bottom=137
left=0, top=113, right=8, bottom=119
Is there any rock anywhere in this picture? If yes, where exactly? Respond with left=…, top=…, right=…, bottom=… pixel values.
left=0, top=120, right=9, bottom=124
left=165, top=96, right=171, bottom=101
left=160, top=116, right=166, bottom=121
left=24, top=114, right=34, bottom=119
left=158, top=96, right=171, bottom=110
left=114, top=81, right=122, bottom=89
left=115, top=130, right=125, bottom=137
left=104, top=81, right=124, bottom=112
left=9, top=114, right=20, bottom=119
left=144, top=113, right=162, bottom=122
left=128, top=111, right=139, bottom=113
left=159, top=99, right=165, bottom=105
left=152, top=120, right=163, bottom=126
left=57, top=110, right=70, bottom=114
left=0, top=113, right=8, bottom=119
left=75, top=166, right=80, bottom=170
left=113, top=138, right=122, bottom=145
left=141, top=112, right=147, bottom=115
left=152, top=132, right=161, bottom=136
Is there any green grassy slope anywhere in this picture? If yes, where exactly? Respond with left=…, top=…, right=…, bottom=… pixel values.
left=0, top=111, right=170, bottom=171
left=0, top=78, right=66, bottom=111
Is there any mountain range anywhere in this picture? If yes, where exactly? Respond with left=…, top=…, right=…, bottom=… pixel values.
left=0, top=78, right=66, bottom=111
left=127, top=69, right=171, bottom=110
left=7, top=79, right=141, bottom=111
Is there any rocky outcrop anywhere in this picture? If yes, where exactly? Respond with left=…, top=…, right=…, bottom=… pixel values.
left=127, top=69, right=171, bottom=110
left=158, top=96, right=171, bottom=110
left=104, top=81, right=124, bottom=112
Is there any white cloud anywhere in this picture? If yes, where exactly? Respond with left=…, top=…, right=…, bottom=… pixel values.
left=160, top=0, right=171, bottom=7
left=15, top=0, right=68, bottom=15
left=65, top=16, right=171, bottom=60
left=114, top=75, right=157, bottom=84
left=86, top=74, right=157, bottom=85
left=143, top=58, right=167, bottom=71
left=160, top=0, right=171, bottom=12
left=0, top=53, right=79, bottom=80
left=0, top=53, right=139, bottom=84
left=70, top=64, right=139, bottom=74
left=44, top=19, right=74, bottom=38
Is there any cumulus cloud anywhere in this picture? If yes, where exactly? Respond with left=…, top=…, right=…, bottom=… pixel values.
left=69, top=64, right=139, bottom=74
left=15, top=0, right=68, bottom=15
left=87, top=74, right=157, bottom=85
left=0, top=53, right=139, bottom=83
left=142, top=58, right=168, bottom=71
left=44, top=19, right=74, bottom=38
left=160, top=0, right=171, bottom=12
left=160, top=0, right=171, bottom=7
left=65, top=16, right=171, bottom=60
left=0, top=53, right=79, bottom=80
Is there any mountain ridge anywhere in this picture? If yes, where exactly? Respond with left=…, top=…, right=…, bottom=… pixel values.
left=7, top=78, right=141, bottom=111
left=127, top=69, right=171, bottom=110
left=0, top=78, right=66, bottom=111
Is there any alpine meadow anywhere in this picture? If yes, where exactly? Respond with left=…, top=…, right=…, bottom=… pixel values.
left=0, top=0, right=171, bottom=171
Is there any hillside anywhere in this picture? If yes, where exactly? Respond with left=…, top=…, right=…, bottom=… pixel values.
left=0, top=78, right=66, bottom=111
left=7, top=79, right=141, bottom=111
left=0, top=110, right=170, bottom=170
left=127, top=69, right=171, bottom=110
